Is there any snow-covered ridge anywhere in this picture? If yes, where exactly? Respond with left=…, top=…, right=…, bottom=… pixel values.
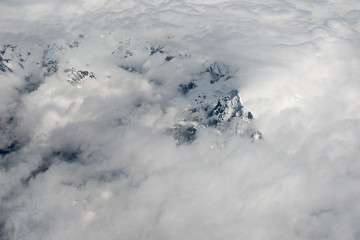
left=65, top=68, right=95, bottom=88
left=173, top=68, right=262, bottom=144
left=0, top=37, right=261, bottom=146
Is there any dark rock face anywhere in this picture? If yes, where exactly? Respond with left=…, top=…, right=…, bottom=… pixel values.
left=206, top=90, right=262, bottom=139
left=0, top=45, right=15, bottom=72
left=178, top=82, right=197, bottom=95
left=52, top=148, right=82, bottom=164
left=22, top=159, right=52, bottom=186
left=170, top=61, right=260, bottom=144
left=0, top=44, right=35, bottom=75
left=67, top=41, right=80, bottom=49
left=203, top=62, right=233, bottom=84
left=42, top=46, right=59, bottom=77
left=0, top=55, right=12, bottom=72
left=23, top=75, right=43, bottom=93
left=208, top=90, right=243, bottom=121
left=22, top=147, right=83, bottom=186
left=119, top=65, right=142, bottom=74
left=172, top=86, right=261, bottom=144
left=65, top=68, right=95, bottom=87
left=165, top=56, right=175, bottom=62
left=0, top=40, right=261, bottom=148
left=42, top=60, right=58, bottom=76
left=0, top=141, right=20, bottom=157
left=250, top=130, right=262, bottom=140
left=171, top=124, right=197, bottom=144
left=0, top=221, right=9, bottom=240
left=0, top=116, right=21, bottom=170
left=149, top=45, right=165, bottom=55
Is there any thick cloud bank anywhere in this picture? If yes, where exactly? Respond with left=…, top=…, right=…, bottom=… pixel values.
left=1, top=1, right=360, bottom=239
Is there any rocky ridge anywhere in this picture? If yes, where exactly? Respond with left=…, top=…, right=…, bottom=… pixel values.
left=0, top=37, right=261, bottom=148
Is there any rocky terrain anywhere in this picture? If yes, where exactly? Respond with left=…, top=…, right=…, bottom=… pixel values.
left=0, top=38, right=261, bottom=152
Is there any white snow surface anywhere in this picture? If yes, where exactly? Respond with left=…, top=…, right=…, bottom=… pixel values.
left=1, top=1, right=360, bottom=239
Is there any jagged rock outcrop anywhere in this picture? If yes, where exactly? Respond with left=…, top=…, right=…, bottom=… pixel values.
left=0, top=45, right=17, bottom=72
left=171, top=62, right=261, bottom=144
left=0, top=40, right=261, bottom=146
left=41, top=45, right=60, bottom=77
left=170, top=122, right=198, bottom=145
left=203, top=62, right=233, bottom=84
left=0, top=55, right=12, bottom=73
left=65, top=68, right=95, bottom=87
left=172, top=88, right=262, bottom=144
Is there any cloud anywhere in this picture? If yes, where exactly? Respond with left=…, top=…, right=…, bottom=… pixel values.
left=1, top=0, right=360, bottom=239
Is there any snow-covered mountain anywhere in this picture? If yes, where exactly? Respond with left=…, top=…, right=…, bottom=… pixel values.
left=0, top=36, right=264, bottom=239
left=0, top=38, right=261, bottom=149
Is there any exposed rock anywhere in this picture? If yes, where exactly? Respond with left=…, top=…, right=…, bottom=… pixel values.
left=0, top=45, right=15, bottom=72
left=165, top=56, right=175, bottom=62
left=42, top=59, right=58, bottom=76
left=42, top=46, right=60, bottom=77
left=67, top=41, right=80, bottom=49
left=170, top=122, right=198, bottom=145
left=172, top=87, right=261, bottom=143
left=22, top=147, right=83, bottom=186
left=149, top=45, right=165, bottom=55
left=178, top=82, right=197, bottom=95
left=0, top=40, right=261, bottom=146
left=22, top=159, right=52, bottom=186
left=0, top=55, right=12, bottom=72
left=203, top=62, right=233, bottom=84
left=119, top=65, right=142, bottom=74
left=0, top=141, right=20, bottom=157
left=65, top=68, right=95, bottom=87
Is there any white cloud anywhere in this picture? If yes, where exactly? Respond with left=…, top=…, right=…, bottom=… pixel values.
left=1, top=0, right=360, bottom=239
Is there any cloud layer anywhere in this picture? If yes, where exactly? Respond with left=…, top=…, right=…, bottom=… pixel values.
left=1, top=1, right=360, bottom=239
